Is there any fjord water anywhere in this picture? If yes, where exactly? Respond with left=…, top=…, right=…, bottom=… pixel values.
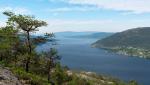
left=36, top=36, right=150, bottom=85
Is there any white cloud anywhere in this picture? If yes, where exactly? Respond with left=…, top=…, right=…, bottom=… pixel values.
left=49, top=0, right=57, bottom=2
left=0, top=7, right=31, bottom=14
left=62, top=0, right=150, bottom=14
left=49, top=0, right=66, bottom=2
left=36, top=19, right=150, bottom=34
left=37, top=19, right=113, bottom=33
left=46, top=6, right=98, bottom=13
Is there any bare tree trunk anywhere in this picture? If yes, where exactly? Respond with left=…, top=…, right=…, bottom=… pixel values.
left=48, top=66, right=51, bottom=81
left=14, top=55, right=17, bottom=67
left=27, top=31, right=32, bottom=54
left=25, top=57, right=30, bottom=72
left=48, top=65, right=55, bottom=85
left=0, top=53, right=4, bottom=61
left=25, top=31, right=31, bottom=72
left=0, top=55, right=2, bottom=61
left=48, top=59, right=51, bottom=82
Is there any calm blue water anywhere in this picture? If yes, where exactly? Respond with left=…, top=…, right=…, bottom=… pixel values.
left=36, top=36, right=150, bottom=85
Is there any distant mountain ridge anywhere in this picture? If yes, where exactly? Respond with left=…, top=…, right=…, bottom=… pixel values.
left=55, top=31, right=113, bottom=39
left=93, top=27, right=150, bottom=49
left=69, top=32, right=113, bottom=39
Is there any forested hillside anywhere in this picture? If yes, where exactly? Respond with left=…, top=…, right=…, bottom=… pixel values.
left=93, top=27, right=150, bottom=58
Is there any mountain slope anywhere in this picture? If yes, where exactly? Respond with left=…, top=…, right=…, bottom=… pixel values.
left=55, top=31, right=113, bottom=39
left=69, top=32, right=113, bottom=39
left=93, top=27, right=150, bottom=58
left=93, top=27, right=150, bottom=49
left=55, top=31, right=96, bottom=38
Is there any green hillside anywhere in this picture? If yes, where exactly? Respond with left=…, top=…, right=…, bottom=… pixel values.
left=93, top=27, right=150, bottom=49
left=93, top=27, right=150, bottom=58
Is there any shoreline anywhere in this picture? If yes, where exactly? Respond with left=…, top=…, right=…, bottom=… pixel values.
left=92, top=45, right=150, bottom=59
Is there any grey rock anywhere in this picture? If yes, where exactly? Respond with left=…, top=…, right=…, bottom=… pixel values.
left=0, top=67, right=22, bottom=85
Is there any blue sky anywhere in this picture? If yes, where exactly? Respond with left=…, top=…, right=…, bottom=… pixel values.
left=0, top=0, right=150, bottom=33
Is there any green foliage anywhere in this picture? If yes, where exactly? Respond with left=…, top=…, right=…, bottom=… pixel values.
left=45, top=33, right=55, bottom=39
left=3, top=11, right=48, bottom=72
left=94, top=27, right=150, bottom=49
left=32, top=36, right=48, bottom=45
left=11, top=67, right=50, bottom=85
left=67, top=74, right=91, bottom=85
left=129, top=80, right=138, bottom=85
left=93, top=27, right=150, bottom=58
left=3, top=11, right=47, bottom=32
left=3, top=12, right=47, bottom=50
left=0, top=26, right=19, bottom=62
left=51, top=63, right=70, bottom=85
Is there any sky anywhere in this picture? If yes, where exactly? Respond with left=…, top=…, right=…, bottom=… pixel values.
left=1, top=0, right=150, bottom=33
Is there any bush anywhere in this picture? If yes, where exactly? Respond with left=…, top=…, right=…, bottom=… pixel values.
left=51, top=64, right=71, bottom=85
left=67, top=74, right=91, bottom=85
left=129, top=80, right=138, bottom=85
left=11, top=67, right=50, bottom=85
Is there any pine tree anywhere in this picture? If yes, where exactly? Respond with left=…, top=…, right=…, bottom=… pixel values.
left=3, top=11, right=47, bottom=72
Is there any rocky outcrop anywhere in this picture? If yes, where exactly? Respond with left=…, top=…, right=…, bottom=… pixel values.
left=0, top=67, right=22, bottom=85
